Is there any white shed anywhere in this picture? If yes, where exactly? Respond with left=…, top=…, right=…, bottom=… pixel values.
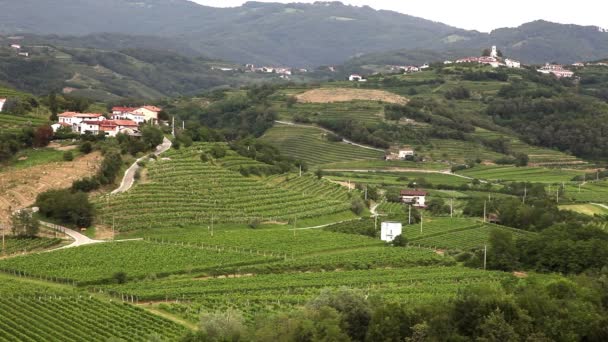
left=381, top=222, right=403, bottom=242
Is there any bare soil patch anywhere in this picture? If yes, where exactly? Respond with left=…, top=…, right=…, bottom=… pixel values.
left=296, top=88, right=408, bottom=105
left=0, top=152, right=102, bottom=225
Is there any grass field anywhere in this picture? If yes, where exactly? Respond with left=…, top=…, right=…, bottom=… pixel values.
left=261, top=124, right=383, bottom=167
left=559, top=203, right=608, bottom=216
left=96, top=144, right=355, bottom=231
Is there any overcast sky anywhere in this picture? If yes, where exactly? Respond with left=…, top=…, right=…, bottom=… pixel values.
left=192, top=0, right=607, bottom=32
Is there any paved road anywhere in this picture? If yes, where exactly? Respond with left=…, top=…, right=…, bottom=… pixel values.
left=40, top=221, right=103, bottom=249
left=275, top=120, right=386, bottom=152
left=112, top=137, right=172, bottom=195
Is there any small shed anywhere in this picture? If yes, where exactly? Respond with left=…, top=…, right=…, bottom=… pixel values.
left=381, top=221, right=403, bottom=242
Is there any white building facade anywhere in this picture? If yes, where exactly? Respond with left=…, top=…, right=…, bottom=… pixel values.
left=381, top=222, right=403, bottom=242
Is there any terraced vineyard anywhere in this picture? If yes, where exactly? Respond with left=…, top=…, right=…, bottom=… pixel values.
left=564, top=180, right=608, bottom=203
left=0, top=241, right=275, bottom=285
left=102, top=267, right=510, bottom=321
left=457, top=165, right=584, bottom=183
left=261, top=124, right=383, bottom=167
left=0, top=276, right=187, bottom=341
left=0, top=237, right=62, bottom=256
left=265, top=174, right=351, bottom=201
left=325, top=170, right=470, bottom=187
left=96, top=144, right=353, bottom=231
left=0, top=113, right=49, bottom=133
left=272, top=100, right=385, bottom=125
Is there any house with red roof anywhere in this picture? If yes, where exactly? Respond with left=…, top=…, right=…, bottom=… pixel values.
left=111, top=107, right=146, bottom=124
left=400, top=189, right=429, bottom=208
left=131, top=106, right=162, bottom=124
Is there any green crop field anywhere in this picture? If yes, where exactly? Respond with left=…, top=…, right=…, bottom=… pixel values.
left=563, top=180, right=608, bottom=203
left=0, top=275, right=187, bottom=341
left=0, top=113, right=49, bottom=134
left=261, top=124, right=383, bottom=167
left=272, top=99, right=385, bottom=125
left=96, top=144, right=354, bottom=231
left=0, top=241, right=275, bottom=285
left=559, top=203, right=608, bottom=216
left=0, top=237, right=62, bottom=256
left=325, top=170, right=470, bottom=187
left=265, top=174, right=351, bottom=201
left=100, top=267, right=510, bottom=322
left=457, top=165, right=584, bottom=183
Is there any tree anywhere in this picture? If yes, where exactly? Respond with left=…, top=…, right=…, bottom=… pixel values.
left=63, top=151, right=74, bottom=161
left=210, top=145, right=226, bottom=159
left=392, top=234, right=408, bottom=247
left=315, top=169, right=324, bottom=180
left=113, top=272, right=127, bottom=284
left=477, top=309, right=519, bottom=342
left=427, top=198, right=450, bottom=215
left=141, top=125, right=164, bottom=150
left=351, top=197, right=366, bottom=215
left=33, top=126, right=53, bottom=148
left=35, top=189, right=94, bottom=227
left=79, top=142, right=93, bottom=154
left=49, top=92, right=59, bottom=121
left=10, top=211, right=40, bottom=237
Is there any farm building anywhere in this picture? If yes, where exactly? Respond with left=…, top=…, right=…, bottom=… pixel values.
left=349, top=74, right=366, bottom=82
left=111, top=107, right=146, bottom=124
left=381, top=222, right=403, bottom=242
left=537, top=64, right=575, bottom=78
left=385, top=148, right=415, bottom=161
left=0, top=98, right=5, bottom=112
left=400, top=189, right=428, bottom=208
left=55, top=111, right=139, bottom=136
left=133, top=106, right=162, bottom=124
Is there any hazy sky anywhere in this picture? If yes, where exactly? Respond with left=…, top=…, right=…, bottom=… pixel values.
left=192, top=0, right=607, bottom=32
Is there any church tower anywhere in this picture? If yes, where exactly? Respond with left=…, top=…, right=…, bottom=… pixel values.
left=490, top=46, right=498, bottom=58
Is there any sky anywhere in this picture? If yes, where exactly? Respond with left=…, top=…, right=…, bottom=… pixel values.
left=191, top=0, right=607, bottom=32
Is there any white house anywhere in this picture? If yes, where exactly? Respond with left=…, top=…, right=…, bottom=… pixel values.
left=10, top=44, right=21, bottom=50
left=349, top=74, right=365, bottom=82
left=400, top=189, right=428, bottom=208
left=537, top=64, right=575, bottom=78
left=420, top=64, right=430, bottom=69
left=58, top=112, right=105, bottom=132
left=398, top=148, right=415, bottom=159
left=572, top=62, right=585, bottom=67
left=0, top=98, right=6, bottom=112
left=133, top=106, right=162, bottom=124
left=505, top=59, right=521, bottom=68
left=111, top=107, right=146, bottom=124
left=444, top=60, right=453, bottom=65
left=381, top=222, right=403, bottom=242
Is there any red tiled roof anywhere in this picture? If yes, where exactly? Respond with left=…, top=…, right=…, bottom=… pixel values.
left=112, top=106, right=138, bottom=112
left=139, top=105, right=162, bottom=112
left=58, top=112, right=103, bottom=118
left=400, top=189, right=428, bottom=196
left=114, top=120, right=138, bottom=127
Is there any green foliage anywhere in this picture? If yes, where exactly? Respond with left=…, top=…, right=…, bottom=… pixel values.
left=10, top=211, right=40, bottom=237
left=141, top=125, right=164, bottom=149
left=487, top=229, right=519, bottom=271
left=209, top=144, right=226, bottom=159
left=62, top=150, right=74, bottom=161
left=79, top=141, right=92, bottom=154
left=392, top=234, right=408, bottom=247
left=35, top=189, right=94, bottom=227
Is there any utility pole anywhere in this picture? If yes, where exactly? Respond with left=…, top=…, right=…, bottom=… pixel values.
left=450, top=198, right=454, bottom=218
left=182, top=121, right=185, bottom=130
left=374, top=214, right=378, bottom=231
left=364, top=187, right=368, bottom=201
left=523, top=185, right=527, bottom=204
left=556, top=187, right=560, bottom=203
left=408, top=205, right=412, bottom=225
left=483, top=245, right=487, bottom=270
left=299, top=165, right=302, bottom=177
left=483, top=201, right=487, bottom=223
left=420, top=211, right=423, bottom=234
left=112, top=216, right=115, bottom=241
left=171, top=116, right=175, bottom=138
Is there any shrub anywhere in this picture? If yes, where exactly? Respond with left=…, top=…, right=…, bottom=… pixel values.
left=79, top=142, right=93, bottom=154
left=210, top=145, right=226, bottom=159
left=63, top=151, right=74, bottom=161
left=35, top=189, right=95, bottom=227
left=392, top=234, right=408, bottom=247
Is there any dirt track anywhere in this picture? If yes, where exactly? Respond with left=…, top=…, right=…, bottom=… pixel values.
left=296, top=88, right=408, bottom=105
left=0, top=152, right=101, bottom=225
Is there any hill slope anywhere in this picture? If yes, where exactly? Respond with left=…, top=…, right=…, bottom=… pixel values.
left=3, top=1, right=607, bottom=66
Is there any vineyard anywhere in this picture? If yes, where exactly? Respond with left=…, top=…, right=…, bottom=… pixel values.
left=325, top=170, right=470, bottom=187
left=96, top=144, right=354, bottom=231
left=0, top=241, right=275, bottom=285
left=265, top=174, right=352, bottom=201
left=0, top=113, right=49, bottom=134
left=261, top=124, right=383, bottom=167
left=0, top=276, right=187, bottom=341
left=101, top=267, right=510, bottom=322
left=0, top=237, right=62, bottom=256
left=457, top=165, right=584, bottom=183
left=272, top=99, right=385, bottom=125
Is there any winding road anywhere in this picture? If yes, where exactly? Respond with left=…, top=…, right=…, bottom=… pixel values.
left=111, top=137, right=172, bottom=195
left=40, top=221, right=103, bottom=249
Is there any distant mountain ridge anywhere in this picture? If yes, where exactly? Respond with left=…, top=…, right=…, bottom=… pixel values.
left=0, top=1, right=607, bottom=66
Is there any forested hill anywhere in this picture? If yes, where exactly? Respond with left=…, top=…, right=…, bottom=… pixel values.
left=2, top=1, right=607, bottom=66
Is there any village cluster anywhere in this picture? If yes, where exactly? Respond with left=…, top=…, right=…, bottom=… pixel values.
left=50, top=105, right=162, bottom=137
left=348, top=45, right=595, bottom=81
